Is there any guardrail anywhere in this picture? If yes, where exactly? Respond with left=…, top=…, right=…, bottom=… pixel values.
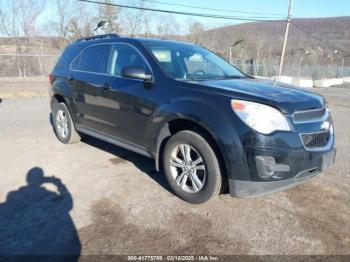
left=255, top=76, right=348, bottom=88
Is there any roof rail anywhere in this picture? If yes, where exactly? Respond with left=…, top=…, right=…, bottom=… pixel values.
left=74, top=33, right=120, bottom=43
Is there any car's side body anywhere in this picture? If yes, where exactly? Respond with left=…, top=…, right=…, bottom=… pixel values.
left=50, top=34, right=335, bottom=199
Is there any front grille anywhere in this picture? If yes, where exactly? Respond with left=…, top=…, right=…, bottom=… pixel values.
left=300, top=130, right=330, bottom=149
left=293, top=107, right=327, bottom=123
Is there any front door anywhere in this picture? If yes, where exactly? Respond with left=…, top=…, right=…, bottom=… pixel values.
left=98, top=43, right=155, bottom=148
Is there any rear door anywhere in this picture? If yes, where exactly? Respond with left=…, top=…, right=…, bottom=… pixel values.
left=70, top=44, right=112, bottom=130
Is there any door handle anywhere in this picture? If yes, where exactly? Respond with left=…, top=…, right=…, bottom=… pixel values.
left=103, top=83, right=111, bottom=90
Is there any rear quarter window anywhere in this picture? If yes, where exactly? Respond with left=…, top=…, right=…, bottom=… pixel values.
left=54, top=45, right=82, bottom=72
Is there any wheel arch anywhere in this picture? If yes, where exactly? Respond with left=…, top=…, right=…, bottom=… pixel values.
left=50, top=79, right=72, bottom=107
left=51, top=93, right=67, bottom=106
left=155, top=117, right=228, bottom=187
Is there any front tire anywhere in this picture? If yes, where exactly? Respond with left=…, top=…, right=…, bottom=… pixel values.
left=162, top=130, right=222, bottom=204
left=52, top=102, right=81, bottom=144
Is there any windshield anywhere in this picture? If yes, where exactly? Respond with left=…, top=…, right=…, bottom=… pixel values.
left=143, top=41, right=246, bottom=81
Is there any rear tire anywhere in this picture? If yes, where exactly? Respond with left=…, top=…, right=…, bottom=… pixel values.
left=162, top=130, right=222, bottom=204
left=52, top=102, right=81, bottom=144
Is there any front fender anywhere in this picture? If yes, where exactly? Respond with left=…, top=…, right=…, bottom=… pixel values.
left=150, top=97, right=249, bottom=180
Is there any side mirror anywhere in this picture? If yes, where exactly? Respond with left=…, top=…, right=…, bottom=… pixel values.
left=121, top=66, right=152, bottom=81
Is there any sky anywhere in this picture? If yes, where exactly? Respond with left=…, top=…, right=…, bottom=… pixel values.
left=165, top=0, right=350, bottom=18
left=13, top=0, right=350, bottom=34
left=138, top=0, right=350, bottom=28
left=40, top=0, right=350, bottom=20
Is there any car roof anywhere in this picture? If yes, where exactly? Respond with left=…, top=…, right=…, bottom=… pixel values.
left=134, top=37, right=195, bottom=46
left=70, top=34, right=196, bottom=48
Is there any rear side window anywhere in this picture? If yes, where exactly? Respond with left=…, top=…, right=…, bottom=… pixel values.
left=54, top=45, right=82, bottom=71
left=71, top=44, right=111, bottom=74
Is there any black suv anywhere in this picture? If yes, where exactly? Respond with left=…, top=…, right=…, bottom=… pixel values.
left=50, top=34, right=336, bottom=204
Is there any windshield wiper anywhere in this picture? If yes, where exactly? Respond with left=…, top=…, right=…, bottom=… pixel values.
left=218, top=75, right=247, bottom=79
left=192, top=75, right=248, bottom=81
left=176, top=75, right=248, bottom=82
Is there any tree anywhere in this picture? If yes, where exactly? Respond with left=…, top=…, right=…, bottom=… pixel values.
left=0, top=0, right=46, bottom=77
left=96, top=0, right=121, bottom=34
left=186, top=19, right=205, bottom=44
left=67, top=2, right=95, bottom=41
left=0, top=0, right=45, bottom=38
left=120, top=0, right=148, bottom=37
left=156, top=14, right=179, bottom=39
left=52, top=0, right=73, bottom=48
left=143, top=12, right=153, bottom=38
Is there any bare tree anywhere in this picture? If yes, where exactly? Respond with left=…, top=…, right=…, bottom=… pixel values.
left=143, top=12, right=153, bottom=37
left=120, top=0, right=148, bottom=37
left=156, top=14, right=180, bottom=39
left=45, top=0, right=96, bottom=46
left=0, top=0, right=45, bottom=37
left=186, top=19, right=205, bottom=44
left=49, top=0, right=73, bottom=48
left=56, top=0, right=73, bottom=46
left=0, top=0, right=46, bottom=77
left=96, top=0, right=121, bottom=34
left=67, top=2, right=95, bottom=41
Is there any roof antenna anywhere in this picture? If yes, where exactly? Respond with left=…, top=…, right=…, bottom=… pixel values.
left=94, top=20, right=108, bottom=32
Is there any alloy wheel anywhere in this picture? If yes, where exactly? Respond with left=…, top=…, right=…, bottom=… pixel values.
left=56, top=109, right=69, bottom=138
left=169, top=144, right=206, bottom=193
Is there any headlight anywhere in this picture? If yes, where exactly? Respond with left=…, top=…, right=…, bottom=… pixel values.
left=231, top=99, right=291, bottom=134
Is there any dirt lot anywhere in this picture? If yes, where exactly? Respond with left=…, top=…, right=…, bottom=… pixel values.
left=0, top=82, right=350, bottom=256
left=0, top=77, right=49, bottom=99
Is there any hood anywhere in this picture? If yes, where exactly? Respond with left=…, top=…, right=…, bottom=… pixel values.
left=194, top=78, right=325, bottom=114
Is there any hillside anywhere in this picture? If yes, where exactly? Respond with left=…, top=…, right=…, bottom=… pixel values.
left=196, top=16, right=350, bottom=66
left=0, top=17, right=349, bottom=78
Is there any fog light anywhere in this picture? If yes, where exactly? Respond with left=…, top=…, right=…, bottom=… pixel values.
left=255, top=156, right=290, bottom=179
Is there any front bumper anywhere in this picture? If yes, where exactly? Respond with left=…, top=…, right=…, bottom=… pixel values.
left=221, top=103, right=336, bottom=198
left=229, top=148, right=336, bottom=197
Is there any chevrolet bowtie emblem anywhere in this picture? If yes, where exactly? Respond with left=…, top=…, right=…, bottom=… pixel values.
left=321, top=121, right=331, bottom=130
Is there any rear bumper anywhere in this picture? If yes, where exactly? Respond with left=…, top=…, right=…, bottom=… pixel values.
left=229, top=148, right=336, bottom=198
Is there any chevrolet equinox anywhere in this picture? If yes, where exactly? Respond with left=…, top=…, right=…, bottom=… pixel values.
left=50, top=34, right=336, bottom=204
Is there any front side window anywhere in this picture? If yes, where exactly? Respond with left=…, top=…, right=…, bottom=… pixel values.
left=107, top=44, right=150, bottom=76
left=72, top=44, right=111, bottom=73
left=143, top=42, right=246, bottom=81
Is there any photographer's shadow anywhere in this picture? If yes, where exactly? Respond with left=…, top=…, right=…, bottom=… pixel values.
left=0, top=167, right=81, bottom=258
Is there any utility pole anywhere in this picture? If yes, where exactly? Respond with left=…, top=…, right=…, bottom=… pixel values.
left=278, top=0, right=293, bottom=76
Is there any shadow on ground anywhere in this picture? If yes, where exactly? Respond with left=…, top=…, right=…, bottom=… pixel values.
left=49, top=113, right=229, bottom=196
left=50, top=112, right=172, bottom=194
left=82, top=135, right=173, bottom=194
left=0, top=167, right=80, bottom=259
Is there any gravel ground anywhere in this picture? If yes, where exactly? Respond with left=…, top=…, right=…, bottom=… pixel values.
left=0, top=77, right=48, bottom=98
left=0, top=85, right=349, bottom=256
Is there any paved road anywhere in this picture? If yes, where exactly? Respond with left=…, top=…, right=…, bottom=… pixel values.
left=0, top=87, right=349, bottom=255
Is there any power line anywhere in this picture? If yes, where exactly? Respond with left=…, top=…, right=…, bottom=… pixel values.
left=138, top=0, right=286, bottom=18
left=278, top=14, right=348, bottom=55
left=77, top=0, right=348, bottom=56
left=77, top=0, right=284, bottom=22
left=290, top=21, right=346, bottom=54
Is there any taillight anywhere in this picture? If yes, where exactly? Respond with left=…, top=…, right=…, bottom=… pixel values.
left=49, top=74, right=54, bottom=85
